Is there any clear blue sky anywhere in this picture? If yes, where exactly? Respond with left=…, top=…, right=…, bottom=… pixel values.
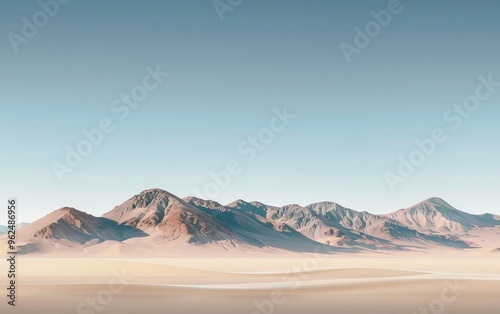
left=1, top=0, right=500, bottom=223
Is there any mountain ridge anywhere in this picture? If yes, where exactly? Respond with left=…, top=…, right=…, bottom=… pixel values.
left=4, top=188, right=499, bottom=256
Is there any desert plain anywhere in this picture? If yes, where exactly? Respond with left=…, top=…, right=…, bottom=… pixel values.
left=1, top=255, right=499, bottom=314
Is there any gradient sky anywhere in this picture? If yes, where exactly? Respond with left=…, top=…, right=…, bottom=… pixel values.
left=1, top=0, right=500, bottom=223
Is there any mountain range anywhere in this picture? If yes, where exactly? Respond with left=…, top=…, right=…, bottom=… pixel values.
left=2, top=189, right=500, bottom=256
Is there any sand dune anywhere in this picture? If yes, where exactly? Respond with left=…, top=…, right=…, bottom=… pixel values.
left=1, top=257, right=499, bottom=314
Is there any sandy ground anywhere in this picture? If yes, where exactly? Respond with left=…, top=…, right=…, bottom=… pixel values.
left=1, top=257, right=499, bottom=314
